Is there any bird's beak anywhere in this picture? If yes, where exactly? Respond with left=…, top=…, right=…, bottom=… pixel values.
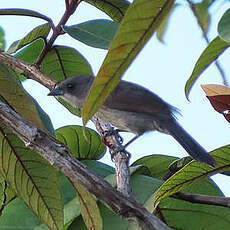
left=48, top=88, right=64, bottom=96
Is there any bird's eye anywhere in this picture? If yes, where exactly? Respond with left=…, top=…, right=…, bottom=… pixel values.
left=67, top=83, right=74, bottom=89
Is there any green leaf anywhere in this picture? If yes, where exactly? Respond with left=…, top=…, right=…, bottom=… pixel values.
left=56, top=126, right=106, bottom=160
left=218, top=9, right=230, bottom=43
left=193, top=0, right=211, bottom=34
left=15, top=39, right=45, bottom=64
left=32, top=97, right=55, bottom=136
left=156, top=3, right=179, bottom=43
left=7, top=23, right=51, bottom=54
left=158, top=179, right=230, bottom=229
left=82, top=0, right=175, bottom=125
left=0, top=63, right=48, bottom=132
left=15, top=39, right=45, bottom=81
left=0, top=178, right=16, bottom=212
left=84, top=0, right=130, bottom=22
left=0, top=126, right=63, bottom=230
left=153, top=144, right=230, bottom=207
left=131, top=154, right=178, bottom=179
left=63, top=20, right=119, bottom=50
left=0, top=26, right=6, bottom=50
left=0, top=8, right=53, bottom=24
left=0, top=198, right=42, bottom=229
left=41, top=45, right=93, bottom=82
left=185, top=36, right=229, bottom=98
left=56, top=97, right=81, bottom=117
left=74, top=183, right=102, bottom=230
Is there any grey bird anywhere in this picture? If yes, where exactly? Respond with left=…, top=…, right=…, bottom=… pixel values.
left=48, top=75, right=216, bottom=167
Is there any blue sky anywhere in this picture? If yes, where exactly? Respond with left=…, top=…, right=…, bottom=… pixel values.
left=1, top=0, right=230, bottom=196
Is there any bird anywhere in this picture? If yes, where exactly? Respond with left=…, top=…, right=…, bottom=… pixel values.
left=48, top=75, right=216, bottom=167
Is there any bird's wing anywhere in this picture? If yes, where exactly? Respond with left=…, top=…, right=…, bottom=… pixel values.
left=104, top=80, right=177, bottom=118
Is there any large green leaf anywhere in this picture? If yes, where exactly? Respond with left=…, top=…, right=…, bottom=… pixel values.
left=15, top=39, right=45, bottom=65
left=74, top=183, right=102, bottom=230
left=84, top=0, right=130, bottom=22
left=41, top=45, right=93, bottom=82
left=0, top=177, right=16, bottom=211
left=0, top=161, right=112, bottom=230
left=131, top=154, right=178, bottom=179
left=56, top=125, right=106, bottom=160
left=63, top=20, right=119, bottom=49
left=0, top=26, right=5, bottom=50
left=0, top=8, right=52, bottom=24
left=157, top=180, right=230, bottom=229
left=0, top=126, right=63, bottom=230
left=14, top=39, right=45, bottom=81
left=185, top=36, right=229, bottom=98
left=0, top=63, right=49, bottom=132
left=0, top=198, right=41, bottom=229
left=82, top=0, right=175, bottom=125
left=218, top=9, right=230, bottom=43
left=153, top=144, right=230, bottom=207
left=7, top=23, right=51, bottom=54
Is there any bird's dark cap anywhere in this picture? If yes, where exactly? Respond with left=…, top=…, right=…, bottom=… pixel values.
left=48, top=88, right=64, bottom=96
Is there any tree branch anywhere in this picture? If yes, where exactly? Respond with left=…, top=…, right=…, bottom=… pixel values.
left=172, top=191, right=230, bottom=208
left=92, top=116, right=132, bottom=196
left=0, top=51, right=55, bottom=89
left=0, top=102, right=171, bottom=230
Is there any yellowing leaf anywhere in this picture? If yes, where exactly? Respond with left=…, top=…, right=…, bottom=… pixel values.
left=202, top=84, right=230, bottom=122
left=83, top=0, right=175, bottom=124
left=0, top=64, right=47, bottom=132
left=201, top=84, right=230, bottom=96
left=74, top=183, right=102, bottom=230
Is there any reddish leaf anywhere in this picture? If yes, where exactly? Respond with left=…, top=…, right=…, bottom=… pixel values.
left=202, top=84, right=230, bottom=122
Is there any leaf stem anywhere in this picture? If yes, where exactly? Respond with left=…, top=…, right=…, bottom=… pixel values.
left=36, top=0, right=81, bottom=66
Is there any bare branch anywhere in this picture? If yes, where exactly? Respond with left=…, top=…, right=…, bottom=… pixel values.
left=0, top=52, right=55, bottom=89
left=92, top=116, right=132, bottom=197
left=0, top=102, right=171, bottom=230
left=172, top=191, right=230, bottom=208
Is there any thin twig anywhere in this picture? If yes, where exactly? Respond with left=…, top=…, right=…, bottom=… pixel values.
left=36, top=0, right=80, bottom=66
left=172, top=191, right=230, bottom=208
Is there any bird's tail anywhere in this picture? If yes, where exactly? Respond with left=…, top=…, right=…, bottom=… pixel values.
left=166, top=120, right=216, bottom=167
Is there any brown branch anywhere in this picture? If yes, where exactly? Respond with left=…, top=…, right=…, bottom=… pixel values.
left=0, top=52, right=55, bottom=89
left=36, top=0, right=80, bottom=66
left=92, top=116, right=132, bottom=197
left=172, top=191, right=230, bottom=208
left=0, top=102, right=171, bottom=230
left=187, top=0, right=228, bottom=85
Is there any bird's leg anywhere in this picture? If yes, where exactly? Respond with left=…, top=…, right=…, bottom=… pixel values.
left=101, top=128, right=123, bottom=147
left=123, top=134, right=142, bottom=148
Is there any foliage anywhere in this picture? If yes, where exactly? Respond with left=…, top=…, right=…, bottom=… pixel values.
left=0, top=0, right=230, bottom=229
